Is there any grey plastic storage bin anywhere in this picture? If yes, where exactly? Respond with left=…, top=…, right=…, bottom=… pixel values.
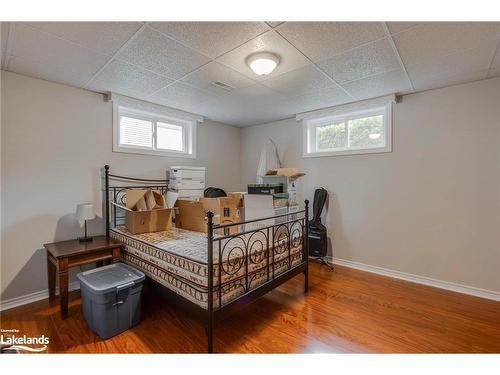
left=77, top=263, right=145, bottom=339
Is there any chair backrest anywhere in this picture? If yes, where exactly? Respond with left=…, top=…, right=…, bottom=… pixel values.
left=312, top=188, right=328, bottom=224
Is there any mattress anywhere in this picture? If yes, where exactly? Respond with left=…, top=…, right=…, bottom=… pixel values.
left=110, top=225, right=303, bottom=309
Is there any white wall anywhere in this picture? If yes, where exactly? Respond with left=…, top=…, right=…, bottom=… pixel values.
left=1, top=71, right=242, bottom=300
left=2, top=71, right=499, bottom=302
left=241, top=77, right=500, bottom=293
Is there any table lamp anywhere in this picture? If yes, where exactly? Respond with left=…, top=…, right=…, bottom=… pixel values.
left=76, top=203, right=95, bottom=242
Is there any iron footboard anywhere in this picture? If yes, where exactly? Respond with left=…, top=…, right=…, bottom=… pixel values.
left=205, top=200, right=309, bottom=353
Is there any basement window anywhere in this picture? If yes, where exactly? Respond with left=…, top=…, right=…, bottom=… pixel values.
left=301, top=99, right=393, bottom=157
left=112, top=96, right=198, bottom=158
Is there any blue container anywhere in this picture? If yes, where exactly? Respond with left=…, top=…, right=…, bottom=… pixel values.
left=77, top=263, right=145, bottom=339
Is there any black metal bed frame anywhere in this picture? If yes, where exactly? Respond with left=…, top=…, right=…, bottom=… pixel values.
left=103, top=165, right=309, bottom=353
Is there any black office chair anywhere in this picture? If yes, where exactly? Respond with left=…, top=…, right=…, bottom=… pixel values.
left=308, top=188, right=333, bottom=269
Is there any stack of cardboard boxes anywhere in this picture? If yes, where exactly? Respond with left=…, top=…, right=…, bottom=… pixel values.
left=116, top=167, right=303, bottom=237
left=118, top=188, right=244, bottom=236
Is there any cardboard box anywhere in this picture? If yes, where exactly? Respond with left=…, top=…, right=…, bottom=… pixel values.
left=120, top=189, right=173, bottom=235
left=227, top=192, right=245, bottom=208
left=170, top=189, right=204, bottom=199
left=265, top=167, right=306, bottom=180
left=202, top=197, right=240, bottom=234
left=168, top=178, right=205, bottom=190
left=174, top=199, right=218, bottom=233
left=169, top=166, right=206, bottom=180
left=263, top=168, right=305, bottom=206
left=175, top=196, right=241, bottom=235
left=125, top=209, right=173, bottom=235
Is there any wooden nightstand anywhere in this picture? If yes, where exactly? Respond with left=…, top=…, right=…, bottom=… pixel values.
left=44, top=236, right=123, bottom=319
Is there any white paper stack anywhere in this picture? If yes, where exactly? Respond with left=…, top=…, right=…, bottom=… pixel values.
left=168, top=166, right=206, bottom=199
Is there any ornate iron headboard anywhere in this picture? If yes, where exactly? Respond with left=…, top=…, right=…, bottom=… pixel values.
left=104, top=165, right=170, bottom=236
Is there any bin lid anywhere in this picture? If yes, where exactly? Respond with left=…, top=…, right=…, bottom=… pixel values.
left=77, top=263, right=145, bottom=294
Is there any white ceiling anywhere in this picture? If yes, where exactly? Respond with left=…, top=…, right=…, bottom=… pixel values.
left=1, top=21, right=499, bottom=127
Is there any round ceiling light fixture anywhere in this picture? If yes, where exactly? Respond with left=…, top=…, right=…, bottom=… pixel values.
left=247, top=52, right=280, bottom=76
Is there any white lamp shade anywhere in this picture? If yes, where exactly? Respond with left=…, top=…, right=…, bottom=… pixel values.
left=247, top=52, right=280, bottom=76
left=76, top=203, right=95, bottom=227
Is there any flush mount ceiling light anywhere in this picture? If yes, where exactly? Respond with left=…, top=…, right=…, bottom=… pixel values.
left=246, top=52, right=280, bottom=76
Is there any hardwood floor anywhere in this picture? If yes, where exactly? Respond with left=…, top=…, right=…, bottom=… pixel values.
left=1, top=263, right=499, bottom=353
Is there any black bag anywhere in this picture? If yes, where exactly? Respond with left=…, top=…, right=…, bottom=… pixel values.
left=308, top=188, right=328, bottom=258
left=204, top=187, right=227, bottom=198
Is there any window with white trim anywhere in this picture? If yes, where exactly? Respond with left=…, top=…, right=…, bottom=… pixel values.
left=112, top=99, right=197, bottom=158
left=302, top=101, right=392, bottom=157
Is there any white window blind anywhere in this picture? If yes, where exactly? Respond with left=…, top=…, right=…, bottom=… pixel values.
left=157, top=122, right=184, bottom=151
left=112, top=97, right=199, bottom=158
left=119, top=116, right=153, bottom=148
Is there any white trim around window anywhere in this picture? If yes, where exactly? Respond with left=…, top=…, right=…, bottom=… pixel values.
left=110, top=94, right=202, bottom=158
left=298, top=95, right=395, bottom=158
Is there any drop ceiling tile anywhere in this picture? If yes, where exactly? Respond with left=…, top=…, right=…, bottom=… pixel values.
left=1, top=22, right=10, bottom=68
left=229, top=110, right=290, bottom=127
left=191, top=96, right=237, bottom=122
left=266, top=22, right=285, bottom=28
left=201, top=83, right=288, bottom=118
left=8, top=55, right=99, bottom=87
left=283, top=85, right=353, bottom=115
left=393, top=22, right=500, bottom=67
left=86, top=59, right=173, bottom=97
left=261, top=65, right=334, bottom=96
left=20, top=22, right=143, bottom=56
left=9, top=24, right=109, bottom=86
left=488, top=69, right=500, bottom=78
left=417, top=69, right=489, bottom=92
left=230, top=83, right=287, bottom=102
left=488, top=44, right=500, bottom=77
left=342, top=69, right=411, bottom=100
left=149, top=81, right=217, bottom=114
left=116, top=26, right=211, bottom=79
left=180, top=61, right=256, bottom=94
left=150, top=22, right=270, bottom=59
left=276, top=22, right=385, bottom=62
left=216, top=30, right=310, bottom=81
left=386, top=22, right=421, bottom=35
left=210, top=109, right=290, bottom=127
left=180, top=96, right=227, bottom=119
left=317, top=38, right=400, bottom=84
left=407, top=43, right=496, bottom=90
left=203, top=92, right=291, bottom=126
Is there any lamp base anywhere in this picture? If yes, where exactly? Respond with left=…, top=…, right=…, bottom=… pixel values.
left=78, top=236, right=93, bottom=243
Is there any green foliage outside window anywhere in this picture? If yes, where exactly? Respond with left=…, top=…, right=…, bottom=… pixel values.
left=316, top=122, right=346, bottom=150
left=316, top=115, right=383, bottom=151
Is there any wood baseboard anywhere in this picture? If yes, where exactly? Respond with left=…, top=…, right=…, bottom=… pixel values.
left=0, top=281, right=80, bottom=312
left=329, top=257, right=500, bottom=302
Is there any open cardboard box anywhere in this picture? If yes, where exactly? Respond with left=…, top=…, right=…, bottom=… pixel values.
left=175, top=196, right=241, bottom=235
left=264, top=167, right=306, bottom=181
left=115, top=189, right=174, bottom=235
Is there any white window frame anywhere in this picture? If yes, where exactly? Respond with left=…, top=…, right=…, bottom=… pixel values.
left=110, top=94, right=202, bottom=158
left=299, top=96, right=394, bottom=158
